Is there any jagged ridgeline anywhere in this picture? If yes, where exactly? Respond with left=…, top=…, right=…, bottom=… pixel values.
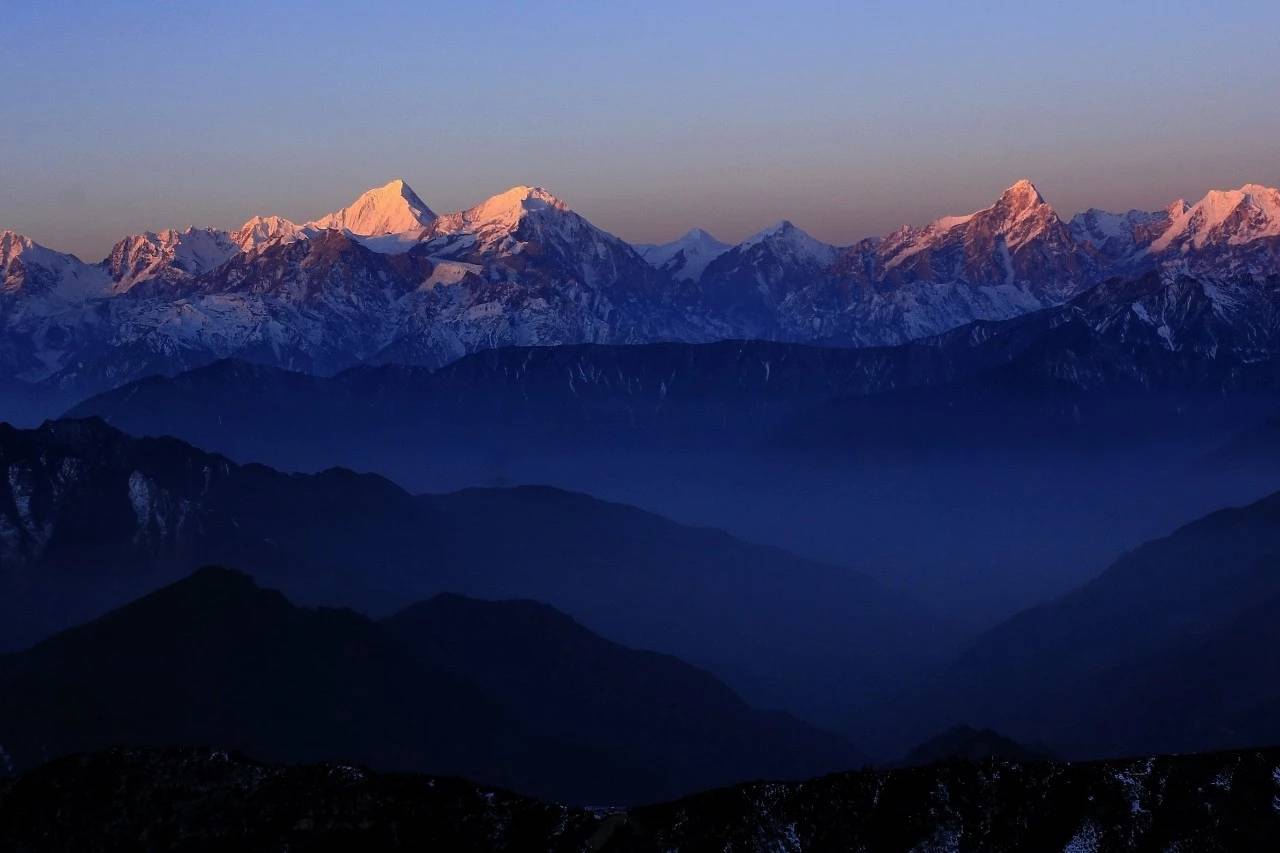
left=2, top=179, right=1279, bottom=415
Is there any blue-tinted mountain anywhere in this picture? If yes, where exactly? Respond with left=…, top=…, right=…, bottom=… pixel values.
left=384, top=594, right=864, bottom=798
left=0, top=567, right=861, bottom=803
left=865, top=486, right=1280, bottom=758
left=0, top=417, right=951, bottom=723
left=0, top=566, right=613, bottom=801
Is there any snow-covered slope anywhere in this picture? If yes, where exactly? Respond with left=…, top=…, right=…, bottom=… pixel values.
left=231, top=215, right=306, bottom=252
left=0, top=231, right=115, bottom=383
left=378, top=185, right=710, bottom=366
left=870, top=179, right=1093, bottom=301
left=698, top=181, right=1097, bottom=346
left=1151, top=184, right=1280, bottom=253
left=697, top=221, right=840, bottom=338
left=1068, top=183, right=1280, bottom=277
left=104, top=227, right=240, bottom=292
left=1069, top=206, right=1177, bottom=263
left=1, top=231, right=110, bottom=303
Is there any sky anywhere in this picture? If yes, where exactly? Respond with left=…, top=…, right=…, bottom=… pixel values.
left=2, top=0, right=1279, bottom=261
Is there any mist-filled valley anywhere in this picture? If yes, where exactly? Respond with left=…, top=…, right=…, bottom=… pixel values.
left=66, top=343, right=1280, bottom=627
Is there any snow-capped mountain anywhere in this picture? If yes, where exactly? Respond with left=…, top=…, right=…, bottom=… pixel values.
left=1140, top=184, right=1280, bottom=279
left=865, top=179, right=1094, bottom=301
left=1, top=233, right=113, bottom=386
left=638, top=228, right=731, bottom=282
left=1151, top=184, right=1280, bottom=253
left=83, top=230, right=436, bottom=384
left=697, top=220, right=840, bottom=338
left=1068, top=204, right=1180, bottom=262
left=378, top=185, right=709, bottom=366
left=1067, top=184, right=1280, bottom=277
left=103, top=227, right=240, bottom=292
left=697, top=181, right=1097, bottom=346
left=4, top=176, right=1280, bottom=406
left=231, top=215, right=306, bottom=252
left=1, top=232, right=110, bottom=303
left=1, top=183, right=710, bottom=396
left=305, top=178, right=436, bottom=236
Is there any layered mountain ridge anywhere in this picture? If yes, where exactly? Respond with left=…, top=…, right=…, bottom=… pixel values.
left=0, top=416, right=954, bottom=720
left=0, top=567, right=861, bottom=802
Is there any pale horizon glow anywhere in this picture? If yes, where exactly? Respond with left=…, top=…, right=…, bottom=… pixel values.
left=2, top=1, right=1278, bottom=261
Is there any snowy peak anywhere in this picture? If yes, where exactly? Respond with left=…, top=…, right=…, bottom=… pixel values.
left=882, top=179, right=1064, bottom=270
left=1150, top=182, right=1280, bottom=253
left=421, top=185, right=589, bottom=257
left=450, top=186, right=570, bottom=231
left=1, top=230, right=111, bottom=301
left=981, top=179, right=1065, bottom=249
left=1, top=230, right=40, bottom=263
left=743, top=220, right=796, bottom=245
left=997, top=178, right=1046, bottom=210
left=307, top=179, right=436, bottom=236
left=104, top=227, right=239, bottom=291
left=740, top=220, right=837, bottom=265
left=232, top=215, right=305, bottom=252
left=681, top=227, right=721, bottom=243
left=2, top=231, right=58, bottom=288
left=871, top=178, right=1088, bottom=301
left=639, top=228, right=731, bottom=282
left=1068, top=207, right=1171, bottom=260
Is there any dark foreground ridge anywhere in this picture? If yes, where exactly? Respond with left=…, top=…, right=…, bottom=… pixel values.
left=2, top=746, right=1278, bottom=851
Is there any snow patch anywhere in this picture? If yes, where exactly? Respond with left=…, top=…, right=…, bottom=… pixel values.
left=1063, top=820, right=1101, bottom=853
left=422, top=261, right=481, bottom=289
left=639, top=228, right=731, bottom=282
left=128, top=470, right=154, bottom=531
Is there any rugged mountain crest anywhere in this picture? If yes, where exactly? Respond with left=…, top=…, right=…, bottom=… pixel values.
left=5, top=178, right=1280, bottom=402
left=873, top=179, right=1091, bottom=298
left=421, top=186, right=586, bottom=255
left=1068, top=207, right=1172, bottom=261
left=1, top=231, right=110, bottom=302
left=103, top=227, right=239, bottom=291
left=696, top=221, right=840, bottom=338
left=1150, top=182, right=1280, bottom=254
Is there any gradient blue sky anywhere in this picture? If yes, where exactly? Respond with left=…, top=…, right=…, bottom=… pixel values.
left=3, top=0, right=1278, bottom=260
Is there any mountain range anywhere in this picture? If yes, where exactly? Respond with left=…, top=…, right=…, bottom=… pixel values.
left=64, top=267, right=1280, bottom=623
left=8, top=414, right=1280, bottom=764
left=5, top=177, right=1280, bottom=415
